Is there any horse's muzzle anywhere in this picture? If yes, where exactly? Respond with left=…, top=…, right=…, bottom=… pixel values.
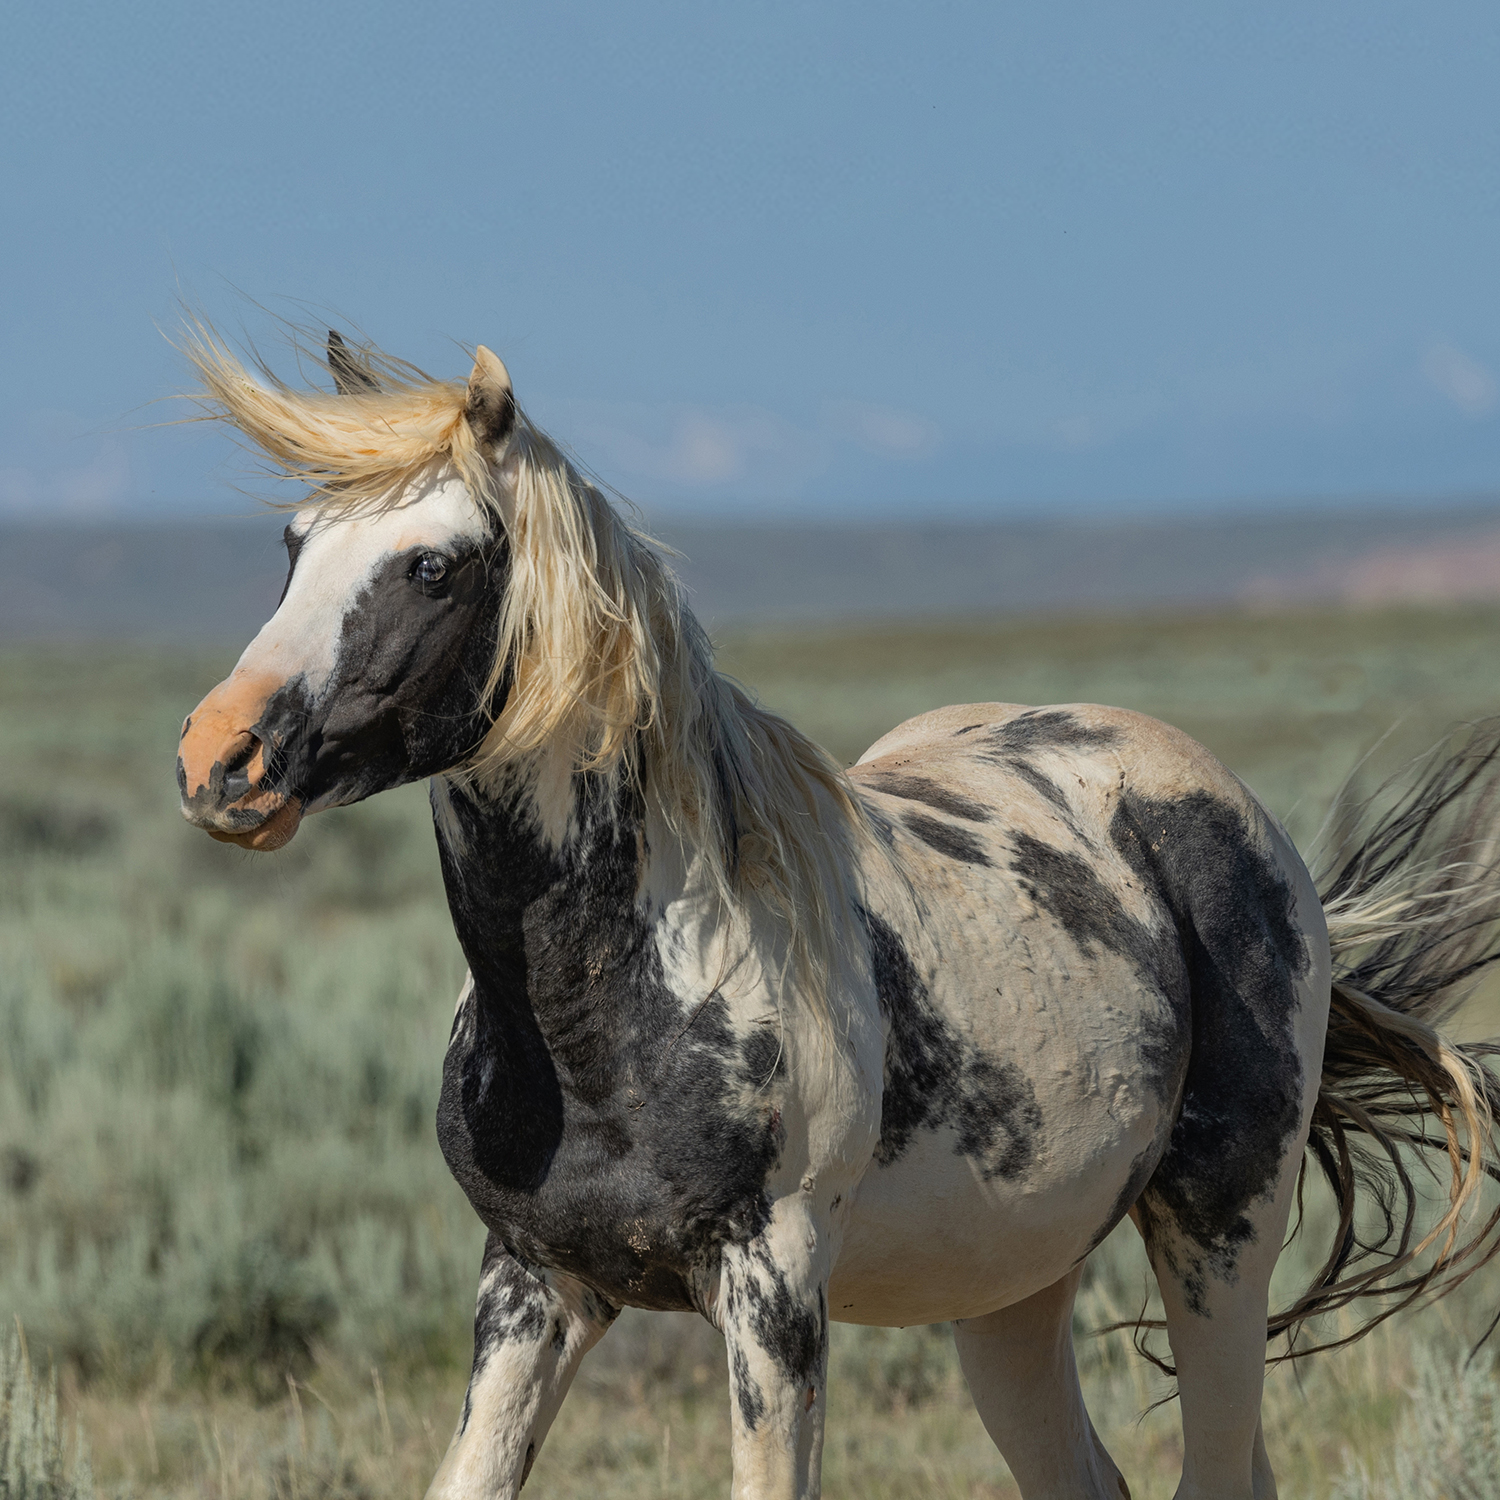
left=177, top=672, right=304, bottom=851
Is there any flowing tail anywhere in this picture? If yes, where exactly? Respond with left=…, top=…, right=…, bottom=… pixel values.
left=1276, top=719, right=1500, bottom=1357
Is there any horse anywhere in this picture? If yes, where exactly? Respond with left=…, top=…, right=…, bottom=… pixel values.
left=175, top=324, right=1500, bottom=1500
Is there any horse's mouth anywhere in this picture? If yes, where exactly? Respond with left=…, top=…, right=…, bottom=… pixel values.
left=197, top=795, right=305, bottom=851
left=178, top=742, right=305, bottom=851
left=178, top=697, right=308, bottom=852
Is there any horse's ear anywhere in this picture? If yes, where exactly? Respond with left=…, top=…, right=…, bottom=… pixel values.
left=327, top=329, right=380, bottom=395
left=466, top=346, right=516, bottom=451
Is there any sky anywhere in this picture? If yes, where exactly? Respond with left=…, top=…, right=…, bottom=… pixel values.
left=3, top=2, right=1500, bottom=521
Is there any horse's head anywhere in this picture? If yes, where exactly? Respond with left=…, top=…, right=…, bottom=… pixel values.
left=173, top=319, right=868, bottom=1032
left=177, top=334, right=518, bottom=849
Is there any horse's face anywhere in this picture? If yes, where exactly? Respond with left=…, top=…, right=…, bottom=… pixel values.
left=178, top=471, right=504, bottom=850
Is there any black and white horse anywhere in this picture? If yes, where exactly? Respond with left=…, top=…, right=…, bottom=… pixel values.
left=177, top=327, right=1500, bottom=1500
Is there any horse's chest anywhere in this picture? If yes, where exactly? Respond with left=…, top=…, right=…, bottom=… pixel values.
left=436, top=982, right=786, bottom=1310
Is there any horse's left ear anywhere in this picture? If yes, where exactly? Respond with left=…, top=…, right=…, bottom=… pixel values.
left=466, top=346, right=516, bottom=451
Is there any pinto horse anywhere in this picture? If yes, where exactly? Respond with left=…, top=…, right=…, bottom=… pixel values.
left=177, top=327, right=1500, bottom=1500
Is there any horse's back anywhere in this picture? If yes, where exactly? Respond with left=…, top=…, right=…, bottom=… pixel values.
left=832, top=703, right=1329, bottom=1326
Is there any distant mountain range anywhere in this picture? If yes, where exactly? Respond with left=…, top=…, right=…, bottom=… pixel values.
left=5, top=503, right=1500, bottom=642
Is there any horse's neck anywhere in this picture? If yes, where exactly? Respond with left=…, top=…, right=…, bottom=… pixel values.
left=429, top=770, right=713, bottom=1038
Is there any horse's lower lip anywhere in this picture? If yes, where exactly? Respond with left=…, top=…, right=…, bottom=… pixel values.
left=198, top=797, right=304, bottom=851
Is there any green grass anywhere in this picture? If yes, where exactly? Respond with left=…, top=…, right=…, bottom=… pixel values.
left=5, top=604, right=1500, bottom=1496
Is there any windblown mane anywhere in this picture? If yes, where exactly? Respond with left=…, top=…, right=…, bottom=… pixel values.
left=185, top=324, right=872, bottom=1024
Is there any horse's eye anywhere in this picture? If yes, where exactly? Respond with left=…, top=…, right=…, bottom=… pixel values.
left=413, top=554, right=448, bottom=588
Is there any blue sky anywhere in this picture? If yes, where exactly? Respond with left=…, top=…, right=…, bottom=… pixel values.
left=4, top=2, right=1500, bottom=520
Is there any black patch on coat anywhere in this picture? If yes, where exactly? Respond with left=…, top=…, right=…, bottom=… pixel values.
left=1002, top=758, right=1071, bottom=816
left=1110, top=789, right=1310, bottom=1313
left=730, top=1343, right=767, bottom=1431
left=181, top=534, right=509, bottom=831
left=860, top=770, right=992, bottom=822
left=289, top=539, right=507, bottom=803
left=739, top=1026, right=786, bottom=1090
left=435, top=773, right=786, bottom=1312
left=472, top=1234, right=549, bottom=1377
left=1010, top=834, right=1163, bottom=980
left=864, top=911, right=1042, bottom=1180
left=742, top=1243, right=827, bottom=1390
left=988, top=710, right=1121, bottom=754
left=459, top=1234, right=561, bottom=1435
left=1009, top=831, right=1189, bottom=1107
left=903, top=813, right=992, bottom=867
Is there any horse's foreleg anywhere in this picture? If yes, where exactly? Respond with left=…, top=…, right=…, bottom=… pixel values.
left=953, top=1265, right=1129, bottom=1499
left=425, top=1233, right=618, bottom=1500
left=719, top=1202, right=831, bottom=1500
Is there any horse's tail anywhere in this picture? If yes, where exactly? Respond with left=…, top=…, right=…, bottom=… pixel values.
left=1275, top=719, right=1500, bottom=1357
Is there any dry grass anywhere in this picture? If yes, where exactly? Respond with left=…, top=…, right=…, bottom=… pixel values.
left=63, top=1289, right=1493, bottom=1498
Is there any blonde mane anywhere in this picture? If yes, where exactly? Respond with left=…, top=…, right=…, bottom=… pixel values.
left=186, top=324, right=872, bottom=1024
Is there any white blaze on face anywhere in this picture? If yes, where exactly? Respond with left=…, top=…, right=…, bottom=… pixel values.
left=243, top=469, right=493, bottom=697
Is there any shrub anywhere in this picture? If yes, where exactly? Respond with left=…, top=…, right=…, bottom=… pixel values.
left=1334, top=1344, right=1500, bottom=1500
left=828, top=1324, right=956, bottom=1412
left=0, top=1326, right=94, bottom=1499
left=192, top=1237, right=338, bottom=1390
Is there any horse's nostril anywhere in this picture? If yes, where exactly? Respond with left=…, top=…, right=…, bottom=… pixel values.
left=221, top=731, right=262, bottom=785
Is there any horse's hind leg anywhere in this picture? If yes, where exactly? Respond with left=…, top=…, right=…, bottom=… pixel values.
left=1135, top=1173, right=1293, bottom=1500
left=1113, top=788, right=1329, bottom=1499
left=952, top=1265, right=1129, bottom=1500
left=1132, top=984, right=1319, bottom=1500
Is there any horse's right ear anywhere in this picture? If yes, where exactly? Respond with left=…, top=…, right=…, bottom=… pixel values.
left=327, top=329, right=380, bottom=395
left=466, top=346, right=516, bottom=451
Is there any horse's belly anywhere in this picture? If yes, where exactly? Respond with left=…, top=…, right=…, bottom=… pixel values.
left=829, top=1051, right=1169, bottom=1326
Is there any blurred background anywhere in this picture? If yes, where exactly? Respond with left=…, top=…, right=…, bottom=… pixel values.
left=5, top=4, right=1500, bottom=1497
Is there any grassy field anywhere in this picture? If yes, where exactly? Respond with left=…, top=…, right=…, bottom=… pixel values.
left=5, top=603, right=1500, bottom=1497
